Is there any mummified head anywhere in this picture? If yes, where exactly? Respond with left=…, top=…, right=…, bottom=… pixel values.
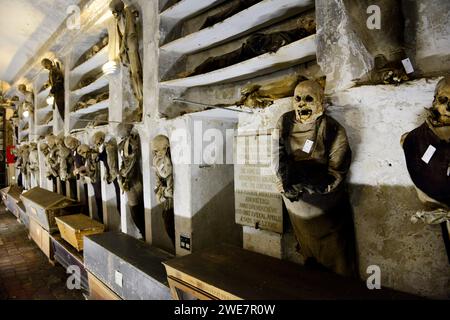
left=64, top=136, right=80, bottom=151
left=46, top=134, right=57, bottom=148
left=116, top=123, right=133, bottom=140
left=151, top=135, right=170, bottom=158
left=293, top=80, right=324, bottom=123
left=39, top=142, right=49, bottom=155
left=77, top=144, right=91, bottom=159
left=92, top=131, right=106, bottom=148
left=109, top=0, right=124, bottom=18
left=432, top=76, right=450, bottom=125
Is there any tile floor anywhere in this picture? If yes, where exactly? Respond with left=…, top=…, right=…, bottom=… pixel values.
left=0, top=205, right=84, bottom=300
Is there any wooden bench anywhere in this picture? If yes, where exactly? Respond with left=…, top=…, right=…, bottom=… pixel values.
left=162, top=244, right=422, bottom=300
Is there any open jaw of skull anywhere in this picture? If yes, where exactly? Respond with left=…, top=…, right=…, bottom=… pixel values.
left=293, top=80, right=325, bottom=123
left=432, top=77, right=450, bottom=125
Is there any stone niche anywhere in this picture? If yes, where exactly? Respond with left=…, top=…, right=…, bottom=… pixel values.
left=237, top=79, right=450, bottom=299
left=316, top=0, right=450, bottom=93
left=156, top=110, right=243, bottom=256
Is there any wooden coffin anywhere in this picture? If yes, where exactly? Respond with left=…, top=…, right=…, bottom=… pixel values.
left=3, top=185, right=23, bottom=218
left=20, top=187, right=82, bottom=233
left=87, top=271, right=121, bottom=300
left=84, top=232, right=172, bottom=300
left=29, top=215, right=53, bottom=261
left=163, top=244, right=422, bottom=300
left=18, top=202, right=29, bottom=229
left=55, top=214, right=104, bottom=252
left=51, top=234, right=89, bottom=292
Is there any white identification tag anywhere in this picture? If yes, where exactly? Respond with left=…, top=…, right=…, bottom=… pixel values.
left=421, top=145, right=436, bottom=164
left=402, top=58, right=414, bottom=74
left=302, top=139, right=314, bottom=154
left=115, top=270, right=123, bottom=287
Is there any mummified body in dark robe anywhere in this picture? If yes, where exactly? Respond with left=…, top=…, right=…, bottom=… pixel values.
left=92, top=131, right=121, bottom=213
left=275, top=80, right=357, bottom=277
left=151, top=135, right=175, bottom=245
left=186, top=19, right=315, bottom=77
left=401, top=76, right=450, bottom=263
left=117, top=124, right=145, bottom=240
left=41, top=59, right=65, bottom=121
left=200, top=0, right=262, bottom=30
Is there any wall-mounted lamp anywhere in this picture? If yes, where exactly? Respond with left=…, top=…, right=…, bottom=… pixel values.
left=46, top=95, right=54, bottom=105
left=102, top=60, right=119, bottom=76
left=22, top=109, right=30, bottom=118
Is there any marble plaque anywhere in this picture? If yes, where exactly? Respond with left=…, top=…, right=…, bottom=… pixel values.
left=234, top=131, right=283, bottom=233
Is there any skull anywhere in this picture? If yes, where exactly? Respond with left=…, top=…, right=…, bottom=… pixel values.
left=116, top=123, right=133, bottom=140
left=432, top=76, right=450, bottom=125
left=109, top=0, right=124, bottom=18
left=55, top=133, right=65, bottom=146
left=64, top=136, right=80, bottom=151
left=92, top=131, right=106, bottom=148
left=151, top=135, right=170, bottom=158
left=293, top=80, right=324, bottom=123
left=18, top=84, right=27, bottom=94
left=46, top=134, right=57, bottom=148
left=77, top=144, right=91, bottom=159
left=39, top=142, right=49, bottom=155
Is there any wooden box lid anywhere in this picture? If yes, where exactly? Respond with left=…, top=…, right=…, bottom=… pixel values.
left=56, top=214, right=104, bottom=232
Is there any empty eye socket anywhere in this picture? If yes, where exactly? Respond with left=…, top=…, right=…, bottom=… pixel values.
left=438, top=96, right=449, bottom=104
left=305, top=95, right=314, bottom=102
left=295, top=96, right=301, bottom=102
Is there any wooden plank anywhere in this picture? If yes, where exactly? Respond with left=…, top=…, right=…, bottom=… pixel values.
left=87, top=272, right=121, bottom=300
left=163, top=244, right=422, bottom=300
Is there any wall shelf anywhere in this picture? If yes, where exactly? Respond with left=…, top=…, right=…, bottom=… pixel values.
left=37, top=87, right=51, bottom=100
left=71, top=46, right=108, bottom=76
left=160, top=0, right=314, bottom=55
left=160, top=34, right=316, bottom=88
left=160, top=0, right=226, bottom=22
left=70, top=99, right=109, bottom=116
left=37, top=105, right=52, bottom=113
left=71, top=75, right=108, bottom=98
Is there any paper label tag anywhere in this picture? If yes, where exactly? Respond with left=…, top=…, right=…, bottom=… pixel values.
left=115, top=271, right=123, bottom=287
left=402, top=58, right=414, bottom=74
left=421, top=145, right=436, bottom=164
left=302, top=140, right=314, bottom=154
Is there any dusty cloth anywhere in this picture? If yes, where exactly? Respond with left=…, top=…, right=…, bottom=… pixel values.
left=200, top=0, right=261, bottom=29
left=98, top=147, right=121, bottom=212
left=276, top=111, right=356, bottom=277
left=190, top=27, right=314, bottom=76
left=114, top=6, right=143, bottom=106
left=153, top=153, right=175, bottom=244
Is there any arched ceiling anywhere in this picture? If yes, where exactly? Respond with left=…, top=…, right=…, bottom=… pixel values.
left=0, top=0, right=80, bottom=84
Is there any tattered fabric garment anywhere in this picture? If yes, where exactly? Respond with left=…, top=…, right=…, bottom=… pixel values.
left=276, top=112, right=356, bottom=277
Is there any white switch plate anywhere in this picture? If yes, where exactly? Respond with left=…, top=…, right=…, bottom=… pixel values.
left=115, top=270, right=123, bottom=287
